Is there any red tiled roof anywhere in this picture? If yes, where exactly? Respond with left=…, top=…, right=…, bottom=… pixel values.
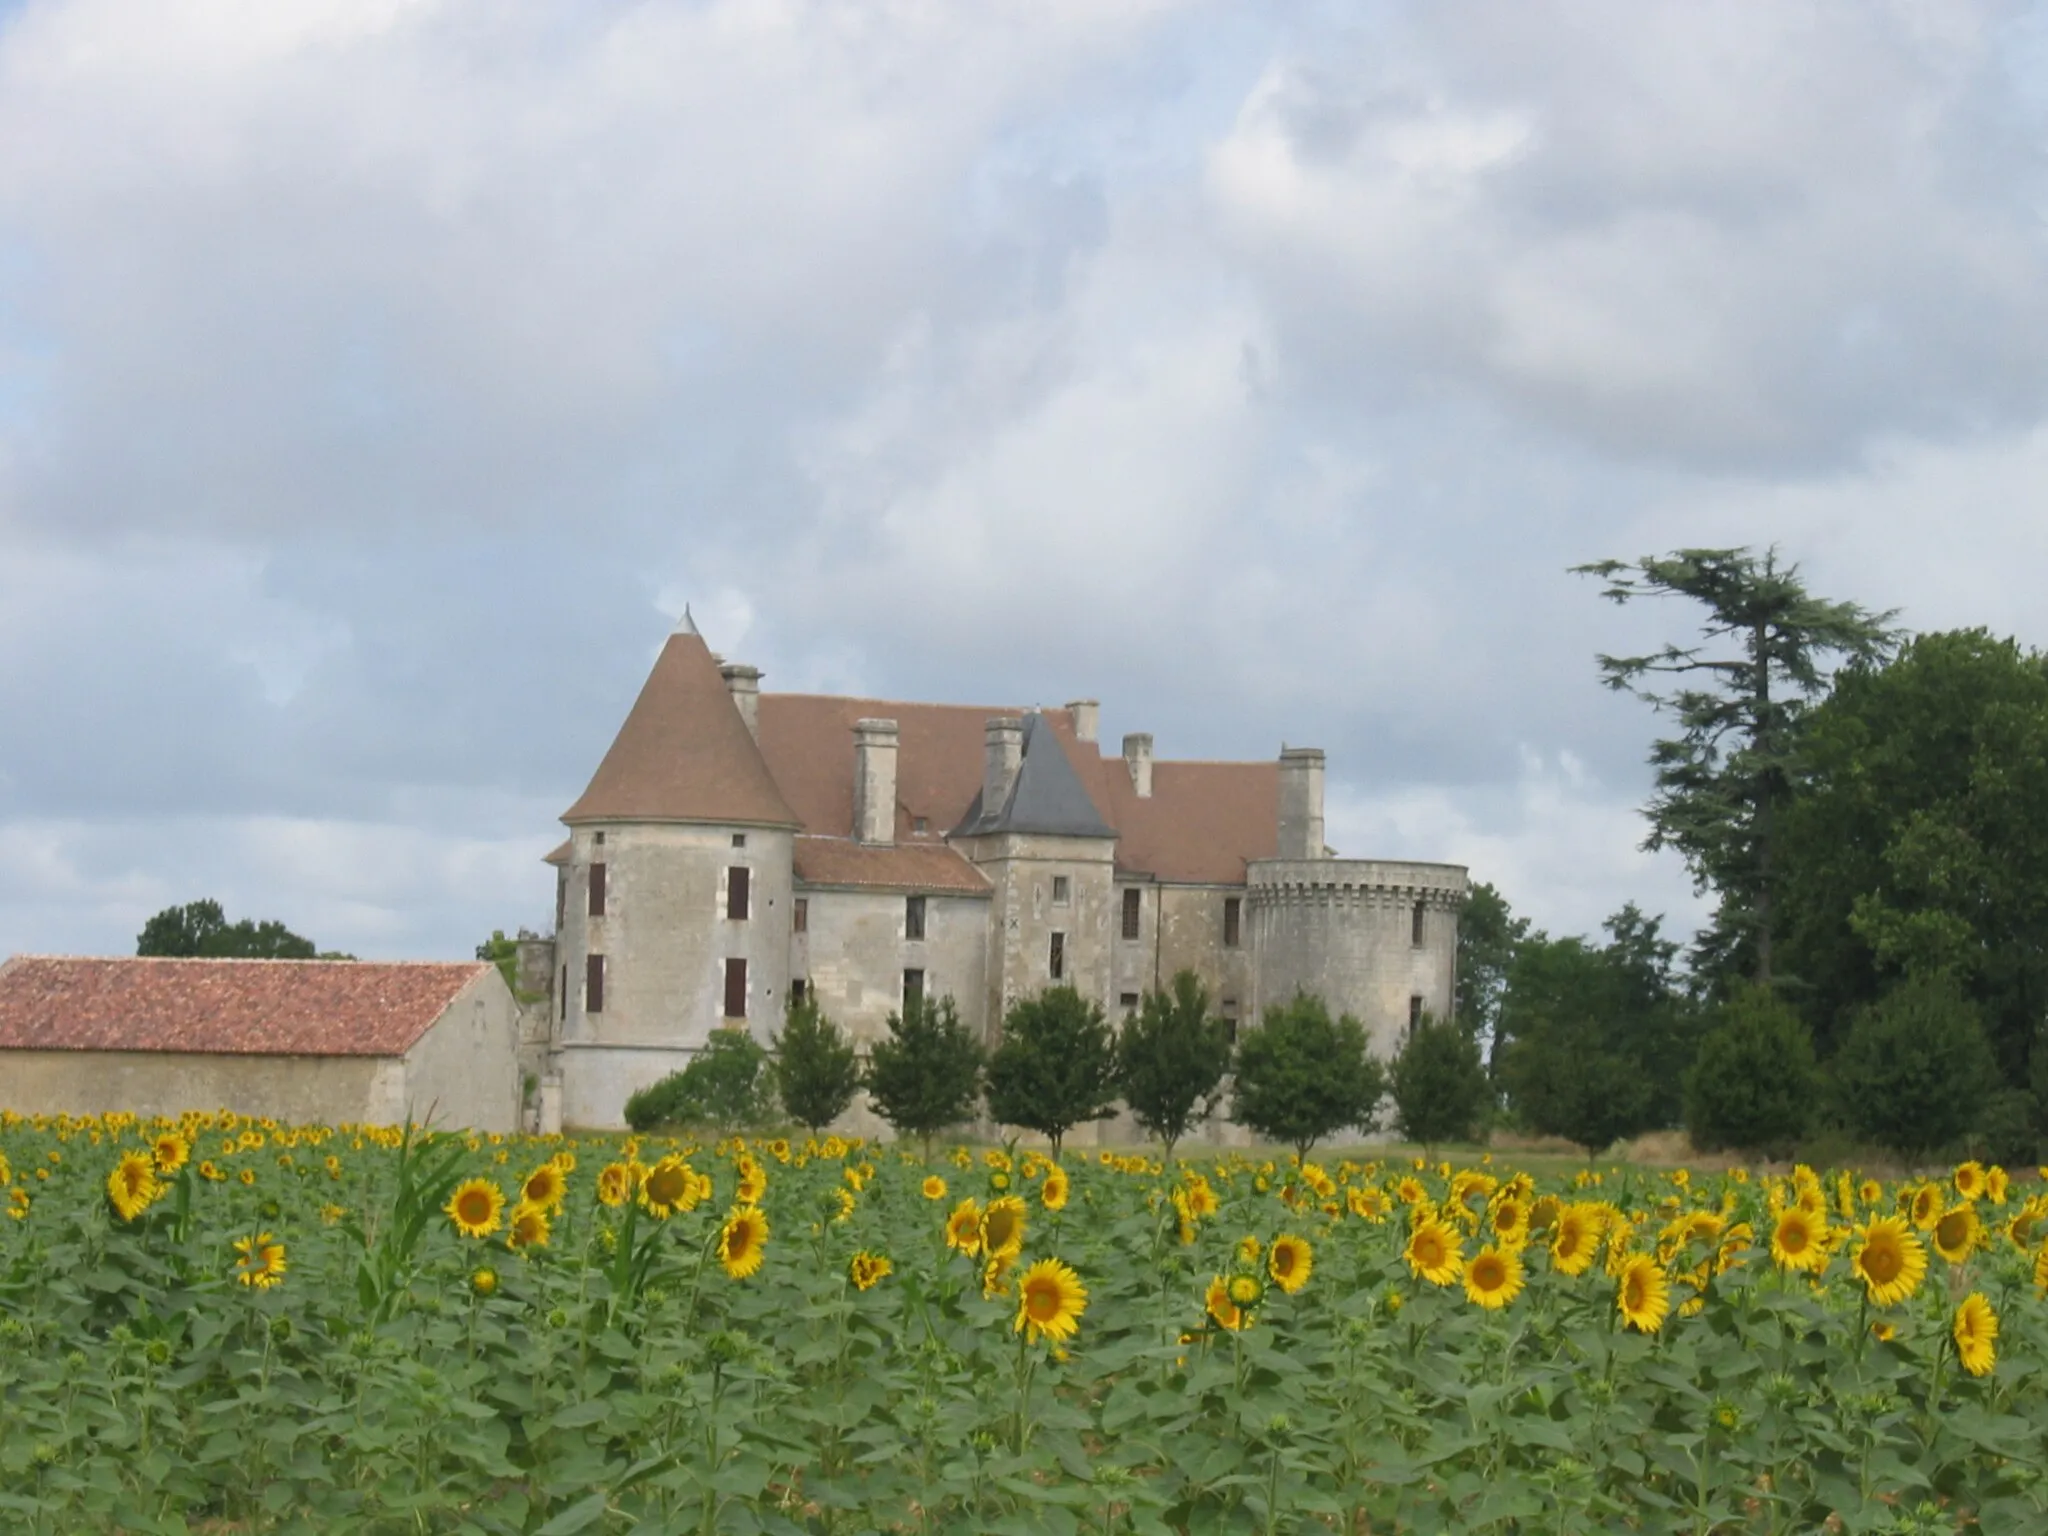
left=543, top=839, right=571, bottom=866
left=793, top=837, right=992, bottom=895
left=1093, top=757, right=1279, bottom=885
left=562, top=632, right=801, bottom=828
left=0, top=957, right=494, bottom=1057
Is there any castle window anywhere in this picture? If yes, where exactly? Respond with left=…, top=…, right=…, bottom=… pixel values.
left=594, top=831, right=605, bottom=846
left=588, top=862, right=607, bottom=917
left=793, top=897, right=808, bottom=934
left=913, top=816, right=929, bottom=836
left=1119, top=991, right=1139, bottom=1012
left=727, top=866, right=750, bottom=921
left=724, top=958, right=748, bottom=1019
left=559, top=966, right=567, bottom=1022
left=1408, top=994, right=1424, bottom=1037
left=1223, top=897, right=1241, bottom=948
left=1052, top=876, right=1070, bottom=906
left=791, top=978, right=808, bottom=1004
left=905, top=895, right=926, bottom=941
left=556, top=872, right=567, bottom=932
left=1049, top=931, right=1066, bottom=981
left=1412, top=900, right=1425, bottom=947
left=1121, top=887, right=1141, bottom=941
left=1221, top=996, right=1239, bottom=1044
left=903, top=968, right=925, bottom=1008
left=585, top=954, right=605, bottom=1015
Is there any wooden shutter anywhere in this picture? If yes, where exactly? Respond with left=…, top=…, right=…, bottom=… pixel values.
left=588, top=862, right=606, bottom=917
left=728, top=866, right=750, bottom=921
left=1223, top=897, right=1241, bottom=948
left=724, top=957, right=748, bottom=1019
left=585, top=954, right=605, bottom=1014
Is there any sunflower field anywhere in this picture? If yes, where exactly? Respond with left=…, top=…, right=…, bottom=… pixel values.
left=5, top=1114, right=2048, bottom=1534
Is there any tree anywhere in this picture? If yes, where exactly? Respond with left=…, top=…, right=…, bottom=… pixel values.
left=1231, top=993, right=1385, bottom=1161
left=1389, top=1014, right=1490, bottom=1155
left=1114, top=970, right=1234, bottom=1161
left=1455, top=881, right=1529, bottom=1063
left=1575, top=547, right=1899, bottom=987
left=622, top=1028, right=774, bottom=1132
left=773, top=995, right=860, bottom=1134
left=986, top=986, right=1119, bottom=1156
left=863, top=994, right=985, bottom=1162
left=1832, top=973, right=1999, bottom=1160
left=1683, top=983, right=1818, bottom=1158
left=138, top=899, right=319, bottom=960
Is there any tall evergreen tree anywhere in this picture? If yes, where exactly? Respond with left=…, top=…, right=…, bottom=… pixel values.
left=1115, top=970, right=1234, bottom=1162
left=772, top=995, right=861, bottom=1134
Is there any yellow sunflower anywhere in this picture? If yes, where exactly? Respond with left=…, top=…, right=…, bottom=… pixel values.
left=519, top=1163, right=568, bottom=1211
left=1347, top=1185, right=1389, bottom=1223
left=1395, top=1175, right=1428, bottom=1206
left=1616, top=1254, right=1669, bottom=1334
left=445, top=1177, right=506, bottom=1239
left=1932, top=1204, right=1981, bottom=1265
left=1528, top=1194, right=1561, bottom=1234
left=106, top=1152, right=161, bottom=1222
left=1850, top=1216, right=1928, bottom=1307
left=232, top=1232, right=288, bottom=1290
left=1014, top=1257, right=1087, bottom=1345
left=596, top=1161, right=636, bottom=1208
left=1907, top=1183, right=1942, bottom=1231
left=640, top=1155, right=701, bottom=1218
left=718, top=1205, right=769, bottom=1280
left=1404, top=1216, right=1464, bottom=1287
left=152, top=1132, right=190, bottom=1175
left=1769, top=1208, right=1829, bottom=1274
left=849, top=1251, right=892, bottom=1291
left=470, top=1267, right=498, bottom=1296
left=1549, top=1204, right=1601, bottom=1277
left=1488, top=1197, right=1529, bottom=1249
left=1464, top=1244, right=1525, bottom=1310
left=1954, top=1292, right=1998, bottom=1377
left=1040, top=1165, right=1070, bottom=1212
left=1268, top=1234, right=1313, bottom=1294
left=736, top=1156, right=767, bottom=1204
left=1985, top=1166, right=2010, bottom=1205
left=980, top=1196, right=1028, bottom=1258
left=507, top=1201, right=551, bottom=1251
left=945, top=1198, right=983, bottom=1256
left=921, top=1174, right=948, bottom=1201
left=1204, top=1275, right=1246, bottom=1331
left=1953, top=1161, right=1985, bottom=1202
left=2033, top=1241, right=2048, bottom=1296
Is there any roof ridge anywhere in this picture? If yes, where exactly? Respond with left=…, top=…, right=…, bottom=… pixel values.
left=2, top=954, right=485, bottom=968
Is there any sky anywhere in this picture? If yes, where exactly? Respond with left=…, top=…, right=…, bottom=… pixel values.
left=5, top=0, right=2048, bottom=963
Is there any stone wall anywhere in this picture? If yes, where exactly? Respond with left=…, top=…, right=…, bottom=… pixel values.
left=953, top=831, right=1117, bottom=1044
left=794, top=886, right=991, bottom=1046
left=400, top=971, right=522, bottom=1132
left=0, top=1052, right=390, bottom=1123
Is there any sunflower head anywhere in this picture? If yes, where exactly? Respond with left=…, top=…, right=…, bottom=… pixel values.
left=1769, top=1208, right=1829, bottom=1274
left=445, top=1177, right=506, bottom=1239
left=1405, top=1216, right=1464, bottom=1287
left=1549, top=1204, right=1600, bottom=1276
left=520, top=1163, right=567, bottom=1211
left=106, top=1152, right=161, bottom=1222
left=1932, top=1204, right=1981, bottom=1265
left=232, top=1232, right=288, bottom=1290
left=945, top=1198, right=984, bottom=1256
left=1014, top=1257, right=1087, bottom=1345
left=718, top=1206, right=770, bottom=1280
left=1267, top=1234, right=1313, bottom=1294
left=1953, top=1161, right=1985, bottom=1202
left=849, top=1250, right=892, bottom=1291
left=1040, top=1166, right=1070, bottom=1211
left=922, top=1174, right=948, bottom=1201
left=1616, top=1254, right=1669, bottom=1334
left=1464, top=1245, right=1525, bottom=1310
left=596, top=1162, right=636, bottom=1208
left=152, top=1133, right=190, bottom=1174
left=507, top=1201, right=551, bottom=1252
left=980, top=1197, right=1028, bottom=1258
left=1204, top=1275, right=1246, bottom=1332
left=1851, top=1216, right=1928, bottom=1308
left=1954, top=1291, right=1998, bottom=1377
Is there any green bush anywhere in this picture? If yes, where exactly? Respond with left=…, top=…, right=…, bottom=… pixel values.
left=1684, top=983, right=1818, bottom=1158
left=773, top=995, right=860, bottom=1133
left=987, top=986, right=1118, bottom=1156
left=1388, top=1015, right=1490, bottom=1154
left=863, top=994, right=984, bottom=1162
left=1831, top=973, right=1999, bottom=1160
left=623, top=1028, right=774, bottom=1132
left=1115, top=970, right=1234, bottom=1161
left=1231, top=992, right=1385, bottom=1160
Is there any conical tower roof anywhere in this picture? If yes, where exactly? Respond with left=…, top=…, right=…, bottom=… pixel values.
left=562, top=629, right=800, bottom=828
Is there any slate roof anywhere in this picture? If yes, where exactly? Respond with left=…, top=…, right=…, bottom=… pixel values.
left=792, top=838, right=992, bottom=895
left=0, top=957, right=493, bottom=1057
left=561, top=628, right=800, bottom=828
left=954, top=713, right=1117, bottom=838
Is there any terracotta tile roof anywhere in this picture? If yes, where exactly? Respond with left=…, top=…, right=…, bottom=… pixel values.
left=1092, top=757, right=1279, bottom=885
left=793, top=837, right=992, bottom=895
left=0, top=956, right=493, bottom=1057
left=543, top=839, right=571, bottom=866
left=562, top=631, right=801, bottom=828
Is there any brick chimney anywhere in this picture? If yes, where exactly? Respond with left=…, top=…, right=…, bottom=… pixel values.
left=984, top=717, right=1024, bottom=817
left=852, top=718, right=899, bottom=845
left=1277, top=746, right=1325, bottom=859
left=719, top=661, right=761, bottom=741
left=1122, top=732, right=1153, bottom=799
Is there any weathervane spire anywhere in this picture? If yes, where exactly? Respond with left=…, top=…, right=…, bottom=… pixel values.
left=674, top=604, right=699, bottom=637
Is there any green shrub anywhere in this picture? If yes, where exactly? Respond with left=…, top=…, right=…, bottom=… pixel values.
left=622, top=1028, right=774, bottom=1132
left=1684, top=983, right=1818, bottom=1158
left=863, top=994, right=984, bottom=1161
left=1831, top=973, right=1998, bottom=1160
left=773, top=995, right=860, bottom=1133
left=1389, top=1015, right=1490, bottom=1155
left=1231, top=992, right=1384, bottom=1160
left=1115, top=970, right=1234, bottom=1161
left=987, top=986, right=1118, bottom=1156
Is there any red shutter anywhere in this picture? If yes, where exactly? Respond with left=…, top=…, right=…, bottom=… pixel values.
left=585, top=954, right=605, bottom=1014
left=728, top=866, right=750, bottom=921
left=724, top=957, right=748, bottom=1019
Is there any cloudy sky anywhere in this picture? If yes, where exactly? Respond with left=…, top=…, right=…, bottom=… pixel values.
left=4, top=0, right=2047, bottom=962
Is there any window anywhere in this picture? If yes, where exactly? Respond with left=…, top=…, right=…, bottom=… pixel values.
left=555, top=873, right=566, bottom=931
left=913, top=816, right=929, bottom=836
left=905, top=894, right=926, bottom=941
left=724, top=957, right=748, bottom=1019
left=588, top=862, right=607, bottom=917
left=1049, top=931, right=1065, bottom=981
left=585, top=954, right=605, bottom=1014
left=1119, top=991, right=1139, bottom=1012
left=1412, top=900, right=1426, bottom=947
left=903, top=968, right=925, bottom=1008
left=559, top=966, right=567, bottom=1022
left=732, top=832, right=747, bottom=849
left=1223, top=897, right=1241, bottom=948
left=793, top=897, right=808, bottom=934
left=1408, top=994, right=1424, bottom=1037
left=594, top=831, right=605, bottom=846
left=1052, top=875, right=1070, bottom=906
left=727, top=866, right=750, bottom=921
left=791, top=978, right=808, bottom=1005
left=1121, top=887, right=1141, bottom=941
left=1221, top=996, right=1239, bottom=1044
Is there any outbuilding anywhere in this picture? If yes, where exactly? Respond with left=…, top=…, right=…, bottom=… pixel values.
left=0, top=955, right=521, bottom=1131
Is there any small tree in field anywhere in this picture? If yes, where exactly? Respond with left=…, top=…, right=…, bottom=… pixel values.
left=1115, top=970, right=1234, bottom=1162
left=863, top=994, right=985, bottom=1162
left=987, top=986, right=1119, bottom=1156
left=1684, top=983, right=1816, bottom=1158
left=773, top=995, right=860, bottom=1134
left=1389, top=1013, right=1489, bottom=1156
left=1232, top=992, right=1385, bottom=1161
left=1833, top=973, right=1999, bottom=1160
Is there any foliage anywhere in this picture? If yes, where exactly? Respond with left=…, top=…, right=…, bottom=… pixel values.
left=1575, top=547, right=1899, bottom=987
left=1114, top=970, right=1235, bottom=1161
left=1455, top=880, right=1529, bottom=1061
left=622, top=1028, right=774, bottom=1132
left=1684, top=983, right=1818, bottom=1158
left=137, top=898, right=322, bottom=960
left=1388, top=1013, right=1490, bottom=1153
left=1831, top=973, right=2000, bottom=1159
left=1230, top=992, right=1385, bottom=1159
left=772, top=995, right=860, bottom=1133
left=985, top=986, right=1118, bottom=1155
left=862, top=993, right=984, bottom=1161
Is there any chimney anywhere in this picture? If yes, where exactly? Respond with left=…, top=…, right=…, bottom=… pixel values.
left=984, top=717, right=1024, bottom=819
left=1066, top=699, right=1100, bottom=744
left=1277, top=747, right=1326, bottom=859
left=852, top=718, right=899, bottom=846
left=720, top=662, right=761, bottom=740
left=1122, top=732, right=1153, bottom=799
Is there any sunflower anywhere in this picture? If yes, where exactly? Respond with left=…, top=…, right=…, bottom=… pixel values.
left=1953, top=1161, right=1985, bottom=1202
left=945, top=1198, right=983, bottom=1256
left=1488, top=1197, right=1529, bottom=1249
left=1204, top=1275, right=1247, bottom=1331
left=1347, top=1186, right=1388, bottom=1223
left=1395, top=1175, right=1428, bottom=1206
left=1183, top=1180, right=1219, bottom=1220
left=507, top=1201, right=551, bottom=1251
left=232, top=1232, right=288, bottom=1290
left=446, top=1177, right=506, bottom=1239
left=1528, top=1194, right=1561, bottom=1233
left=1464, top=1244, right=1525, bottom=1310
left=1550, top=1204, right=1601, bottom=1277
left=1985, top=1166, right=2010, bottom=1205
left=1267, top=1234, right=1313, bottom=1294
left=1850, top=1216, right=1928, bottom=1307
left=1040, top=1165, right=1070, bottom=1212
left=1954, top=1291, right=1998, bottom=1377
left=152, top=1132, right=190, bottom=1174
left=1228, top=1273, right=1264, bottom=1310
left=718, top=1206, right=769, bottom=1280
left=2033, top=1241, right=2048, bottom=1296
left=980, top=1196, right=1028, bottom=1258
left=1769, top=1208, right=1829, bottom=1274
left=921, top=1174, right=948, bottom=1201
left=238, top=1168, right=256, bottom=1187
left=849, top=1251, right=892, bottom=1291
left=1907, top=1183, right=1942, bottom=1231
left=1237, top=1234, right=1263, bottom=1265
left=1615, top=1254, right=1669, bottom=1334
left=1932, top=1204, right=1981, bottom=1265
left=736, top=1157, right=767, bottom=1204
left=519, top=1163, right=567, bottom=1211
left=1858, top=1178, right=1883, bottom=1208
left=1014, top=1257, right=1087, bottom=1345
left=596, top=1161, right=636, bottom=1208
left=641, top=1156, right=701, bottom=1218
left=1405, top=1216, right=1464, bottom=1287
left=198, top=1160, right=224, bottom=1183
left=106, top=1152, right=161, bottom=1222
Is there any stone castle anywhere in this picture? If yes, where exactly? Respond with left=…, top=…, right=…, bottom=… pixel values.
left=519, top=614, right=1467, bottom=1133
